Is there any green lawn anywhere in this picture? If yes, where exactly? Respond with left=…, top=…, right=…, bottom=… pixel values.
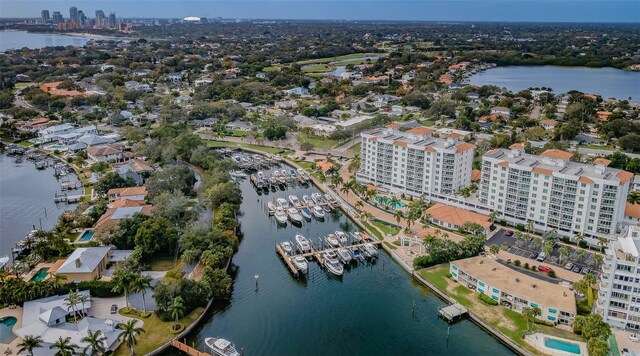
left=419, top=119, right=436, bottom=127
left=205, top=140, right=294, bottom=156
left=581, top=144, right=614, bottom=150
left=296, top=52, right=382, bottom=65
left=298, top=133, right=338, bottom=149
left=113, top=307, right=203, bottom=356
left=147, top=256, right=184, bottom=271
left=361, top=221, right=384, bottom=240
left=18, top=141, right=33, bottom=147
left=372, top=220, right=400, bottom=236
left=263, top=66, right=281, bottom=72
left=225, top=130, right=248, bottom=138
left=383, top=241, right=397, bottom=250
left=302, top=64, right=335, bottom=73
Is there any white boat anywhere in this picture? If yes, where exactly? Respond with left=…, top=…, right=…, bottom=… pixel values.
left=312, top=205, right=325, bottom=219
left=351, top=231, right=363, bottom=243
left=335, top=231, right=348, bottom=245
left=0, top=256, right=9, bottom=270
left=281, top=241, right=293, bottom=255
left=205, top=338, right=240, bottom=356
left=311, top=192, right=325, bottom=205
left=300, top=207, right=312, bottom=220
left=276, top=198, right=290, bottom=209
left=257, top=171, right=265, bottom=179
left=337, top=247, right=352, bottom=264
left=289, top=195, right=302, bottom=208
left=291, top=256, right=308, bottom=274
left=267, top=201, right=277, bottom=211
left=363, top=243, right=379, bottom=258
left=325, top=193, right=337, bottom=204
left=287, top=208, right=303, bottom=223
left=350, top=246, right=365, bottom=262
left=230, top=171, right=247, bottom=178
left=274, top=208, right=288, bottom=225
left=297, top=168, right=310, bottom=181
left=302, top=195, right=314, bottom=207
left=326, top=234, right=340, bottom=248
left=323, top=252, right=344, bottom=276
left=295, top=234, right=311, bottom=253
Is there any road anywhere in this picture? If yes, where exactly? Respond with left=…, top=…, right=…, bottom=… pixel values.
left=577, top=147, right=640, bottom=159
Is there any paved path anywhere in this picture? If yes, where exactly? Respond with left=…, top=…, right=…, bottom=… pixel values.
left=577, top=147, right=640, bottom=159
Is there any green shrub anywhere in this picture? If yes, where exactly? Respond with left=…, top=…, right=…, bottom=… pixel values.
left=499, top=219, right=507, bottom=226
left=533, top=318, right=554, bottom=326
left=531, top=266, right=537, bottom=271
left=57, top=280, right=119, bottom=298
left=524, top=262, right=530, bottom=269
left=514, top=260, right=521, bottom=267
left=516, top=223, right=525, bottom=231
left=547, top=270, right=556, bottom=278
left=478, top=293, right=498, bottom=305
left=169, top=323, right=185, bottom=334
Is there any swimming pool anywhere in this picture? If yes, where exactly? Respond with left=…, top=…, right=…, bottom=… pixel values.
left=77, top=230, right=94, bottom=242
left=374, top=196, right=406, bottom=209
left=544, top=337, right=581, bottom=354
left=30, top=267, right=49, bottom=282
left=49, top=145, right=67, bottom=151
left=0, top=316, right=17, bottom=344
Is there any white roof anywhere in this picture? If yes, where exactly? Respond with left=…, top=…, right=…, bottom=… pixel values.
left=56, top=247, right=111, bottom=274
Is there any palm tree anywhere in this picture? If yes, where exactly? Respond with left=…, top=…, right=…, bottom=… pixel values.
left=354, top=200, right=364, bottom=212
left=330, top=174, right=343, bottom=189
left=489, top=211, right=500, bottom=223
left=389, top=196, right=401, bottom=210
left=393, top=210, right=404, bottom=226
left=522, top=307, right=534, bottom=331
left=340, top=180, right=353, bottom=199
left=583, top=273, right=597, bottom=289
left=168, top=296, right=186, bottom=330
left=526, top=220, right=534, bottom=234
left=117, top=319, right=145, bottom=356
left=78, top=292, right=89, bottom=318
left=574, top=232, right=584, bottom=246
left=489, top=244, right=500, bottom=255
left=81, top=330, right=107, bottom=356
left=48, top=273, right=67, bottom=290
left=627, top=191, right=640, bottom=205
left=130, top=274, right=153, bottom=313
left=597, top=237, right=608, bottom=252
left=558, top=246, right=571, bottom=265
left=64, top=289, right=79, bottom=322
left=49, top=336, right=78, bottom=356
left=18, top=335, right=43, bottom=356
left=111, top=268, right=134, bottom=308
left=587, top=338, right=609, bottom=356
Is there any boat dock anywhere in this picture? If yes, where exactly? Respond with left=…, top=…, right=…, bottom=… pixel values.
left=438, top=303, right=468, bottom=322
left=170, top=339, right=209, bottom=356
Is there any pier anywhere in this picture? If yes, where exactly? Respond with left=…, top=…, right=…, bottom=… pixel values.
left=170, top=339, right=209, bottom=356
left=438, top=303, right=469, bottom=322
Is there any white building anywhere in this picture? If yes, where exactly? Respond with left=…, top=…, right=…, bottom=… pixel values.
left=357, top=126, right=475, bottom=198
left=479, top=146, right=633, bottom=242
left=597, top=226, right=640, bottom=331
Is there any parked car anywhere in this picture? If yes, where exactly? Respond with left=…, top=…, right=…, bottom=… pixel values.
left=110, top=304, right=118, bottom=314
left=538, top=265, right=551, bottom=272
left=572, top=266, right=581, bottom=273
left=536, top=252, right=546, bottom=262
left=505, top=230, right=514, bottom=236
left=564, top=262, right=573, bottom=270
left=581, top=267, right=591, bottom=275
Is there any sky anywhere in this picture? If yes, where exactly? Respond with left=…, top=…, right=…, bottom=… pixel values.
left=0, top=0, right=639, bottom=22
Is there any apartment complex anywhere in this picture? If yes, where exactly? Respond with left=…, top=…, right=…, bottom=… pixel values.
left=450, top=256, right=576, bottom=325
left=479, top=146, right=632, bottom=241
left=357, top=126, right=475, bottom=199
left=597, top=226, right=640, bottom=331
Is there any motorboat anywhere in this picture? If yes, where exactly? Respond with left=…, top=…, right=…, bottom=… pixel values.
left=335, top=231, right=348, bottom=245
left=0, top=256, right=9, bottom=270
left=302, top=195, right=314, bottom=207
left=274, top=208, right=288, bottom=225
left=337, top=247, right=352, bottom=264
left=297, top=168, right=310, bottom=181
left=289, top=195, right=302, bottom=208
left=351, top=231, right=363, bottom=243
left=295, top=234, right=311, bottom=253
left=363, top=243, right=379, bottom=258
left=287, top=208, right=303, bottom=223
left=267, top=201, right=277, bottom=211
left=291, top=256, right=308, bottom=274
left=281, top=241, right=293, bottom=255
left=325, top=193, right=337, bottom=204
left=323, top=252, right=344, bottom=276
left=289, top=169, right=297, bottom=179
left=300, top=207, right=313, bottom=220
left=257, top=171, right=265, bottom=179
left=230, top=171, right=247, bottom=178
left=276, top=198, right=290, bottom=209
left=311, top=192, right=325, bottom=205
left=269, top=176, right=278, bottom=186
left=278, top=173, right=288, bottom=185
left=312, top=205, right=325, bottom=219
left=322, top=203, right=332, bottom=213
left=350, top=246, right=365, bottom=262
left=205, top=338, right=240, bottom=356
left=326, top=234, right=340, bottom=248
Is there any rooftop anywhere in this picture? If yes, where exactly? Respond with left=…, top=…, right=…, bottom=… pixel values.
left=426, top=203, right=491, bottom=229
left=363, top=127, right=475, bottom=153
left=56, top=247, right=111, bottom=274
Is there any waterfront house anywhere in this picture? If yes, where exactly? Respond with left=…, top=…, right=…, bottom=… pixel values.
left=107, top=186, right=148, bottom=202
left=225, top=120, right=256, bottom=132
left=450, top=256, right=576, bottom=326
left=94, top=205, right=153, bottom=232
left=87, top=144, right=123, bottom=163
left=18, top=117, right=52, bottom=132
left=38, top=123, right=74, bottom=143
left=192, top=117, right=219, bottom=128
left=52, top=247, right=112, bottom=282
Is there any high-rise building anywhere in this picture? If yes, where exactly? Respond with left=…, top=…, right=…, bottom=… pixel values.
left=78, top=11, right=86, bottom=25
left=95, top=10, right=106, bottom=28
left=479, top=146, right=632, bottom=242
left=69, top=6, right=78, bottom=23
left=41, top=10, right=50, bottom=22
left=357, top=125, right=475, bottom=199
left=52, top=11, right=64, bottom=24
left=108, top=13, right=117, bottom=28
left=597, top=225, right=640, bottom=331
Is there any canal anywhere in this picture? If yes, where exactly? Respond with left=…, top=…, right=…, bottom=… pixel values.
left=175, top=162, right=514, bottom=356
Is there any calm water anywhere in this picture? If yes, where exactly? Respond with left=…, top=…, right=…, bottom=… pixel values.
left=0, top=152, right=78, bottom=257
left=177, top=164, right=513, bottom=356
left=469, top=65, right=640, bottom=101
left=0, top=30, right=124, bottom=51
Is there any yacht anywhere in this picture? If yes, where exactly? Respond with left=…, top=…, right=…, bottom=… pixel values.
left=205, top=338, right=240, bottom=356
left=281, top=241, right=293, bottom=255
left=274, top=208, right=288, bottom=225
left=326, top=234, right=340, bottom=248
left=267, top=201, right=277, bottom=211
left=287, top=208, right=303, bottom=223
left=289, top=169, right=297, bottom=179
left=312, top=206, right=325, bottom=219
left=351, top=231, right=363, bottom=243
left=337, top=247, right=352, bottom=264
left=363, top=243, right=379, bottom=258
left=302, top=195, right=314, bottom=207
left=269, top=176, right=278, bottom=186
left=325, top=193, right=337, bottom=204
left=300, top=207, right=313, bottom=220
left=276, top=198, right=290, bottom=209
left=291, top=256, right=308, bottom=274
left=323, top=252, right=344, bottom=276
left=289, top=195, right=302, bottom=208
left=257, top=171, right=265, bottom=180
left=311, top=192, right=325, bottom=205
left=295, top=234, right=311, bottom=253
left=350, top=246, right=365, bottom=262
left=297, top=168, right=310, bottom=181
left=335, top=231, right=348, bottom=245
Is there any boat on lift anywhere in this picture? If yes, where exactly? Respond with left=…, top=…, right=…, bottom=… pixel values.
left=289, top=195, right=302, bottom=208
left=274, top=208, right=288, bottom=225
left=311, top=192, right=325, bottom=205
left=336, top=247, right=352, bottom=264
left=312, top=205, right=325, bottom=219
left=295, top=234, right=311, bottom=253
left=326, top=234, right=340, bottom=248
left=291, top=256, right=308, bottom=274
left=276, top=198, right=290, bottom=209
left=323, top=252, right=344, bottom=276
left=335, top=231, right=348, bottom=245
left=363, top=243, right=379, bottom=258
left=281, top=241, right=294, bottom=255
left=302, top=195, right=314, bottom=207
left=267, top=201, right=277, bottom=211
left=300, top=207, right=312, bottom=220
left=287, top=208, right=303, bottom=223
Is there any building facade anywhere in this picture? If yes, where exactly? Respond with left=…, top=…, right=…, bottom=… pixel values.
left=597, top=226, right=640, bottom=331
left=357, top=126, right=475, bottom=199
left=479, top=147, right=632, bottom=242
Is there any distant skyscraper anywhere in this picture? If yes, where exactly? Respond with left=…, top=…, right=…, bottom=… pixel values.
left=78, top=10, right=86, bottom=25
left=95, top=10, right=105, bottom=28
left=41, top=10, right=50, bottom=22
left=52, top=11, right=63, bottom=24
left=108, top=13, right=116, bottom=28
left=69, top=6, right=78, bottom=23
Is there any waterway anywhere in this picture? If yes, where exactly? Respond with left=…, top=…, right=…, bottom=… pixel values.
left=469, top=65, right=640, bottom=101
left=0, top=30, right=126, bottom=51
left=0, top=152, right=78, bottom=257
left=177, top=162, right=513, bottom=355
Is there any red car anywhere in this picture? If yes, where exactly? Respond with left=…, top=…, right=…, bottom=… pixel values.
left=538, top=265, right=551, bottom=272
left=505, top=230, right=514, bottom=236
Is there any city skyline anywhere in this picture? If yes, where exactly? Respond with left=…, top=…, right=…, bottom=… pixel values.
left=1, top=0, right=639, bottom=23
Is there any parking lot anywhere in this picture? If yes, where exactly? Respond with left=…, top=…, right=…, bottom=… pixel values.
left=507, top=246, right=537, bottom=260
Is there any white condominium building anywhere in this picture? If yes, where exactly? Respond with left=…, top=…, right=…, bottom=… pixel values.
left=480, top=146, right=632, bottom=241
left=597, top=226, right=640, bottom=331
left=357, top=126, right=475, bottom=198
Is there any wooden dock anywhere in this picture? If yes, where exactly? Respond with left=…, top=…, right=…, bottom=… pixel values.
left=170, top=339, right=209, bottom=356
left=275, top=243, right=299, bottom=276
left=439, top=303, right=468, bottom=322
